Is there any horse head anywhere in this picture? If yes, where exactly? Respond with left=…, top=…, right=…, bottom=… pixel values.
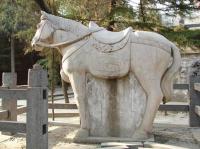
left=31, top=11, right=55, bottom=51
left=32, top=11, right=92, bottom=52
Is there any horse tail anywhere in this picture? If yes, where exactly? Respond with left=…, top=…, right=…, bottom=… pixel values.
left=161, top=43, right=181, bottom=101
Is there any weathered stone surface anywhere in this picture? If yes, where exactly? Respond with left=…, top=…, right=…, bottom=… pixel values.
left=144, top=142, right=190, bottom=149
left=66, top=129, right=154, bottom=143
left=2, top=72, right=17, bottom=88
left=26, top=65, right=48, bottom=149
left=28, top=64, right=48, bottom=87
left=97, top=146, right=129, bottom=149
left=1, top=72, right=17, bottom=135
left=191, top=128, right=200, bottom=146
left=101, top=142, right=143, bottom=148
left=86, top=73, right=146, bottom=137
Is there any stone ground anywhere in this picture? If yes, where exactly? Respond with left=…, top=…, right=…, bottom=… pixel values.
left=0, top=88, right=199, bottom=149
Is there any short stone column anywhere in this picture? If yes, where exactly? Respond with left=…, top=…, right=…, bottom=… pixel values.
left=1, top=73, right=17, bottom=131
left=26, top=64, right=48, bottom=149
left=189, top=61, right=200, bottom=127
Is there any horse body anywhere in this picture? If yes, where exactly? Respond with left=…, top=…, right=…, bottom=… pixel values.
left=87, top=44, right=130, bottom=78
left=62, top=30, right=173, bottom=80
left=32, top=11, right=181, bottom=139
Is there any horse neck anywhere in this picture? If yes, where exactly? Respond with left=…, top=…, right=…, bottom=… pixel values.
left=48, top=16, right=90, bottom=38
left=52, top=30, right=76, bottom=55
left=45, top=13, right=90, bottom=36
left=53, top=29, right=76, bottom=42
left=65, top=20, right=90, bottom=37
left=51, top=19, right=90, bottom=55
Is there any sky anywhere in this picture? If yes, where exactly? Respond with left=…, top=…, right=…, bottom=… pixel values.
left=129, top=0, right=166, bottom=10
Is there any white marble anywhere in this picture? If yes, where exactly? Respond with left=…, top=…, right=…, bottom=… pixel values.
left=31, top=11, right=181, bottom=140
left=86, top=72, right=146, bottom=138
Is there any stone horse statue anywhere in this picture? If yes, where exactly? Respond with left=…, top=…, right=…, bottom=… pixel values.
left=32, top=11, right=181, bottom=141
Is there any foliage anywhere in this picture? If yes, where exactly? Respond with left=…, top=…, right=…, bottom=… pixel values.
left=155, top=0, right=199, bottom=16
left=160, top=28, right=200, bottom=50
left=0, top=0, right=41, bottom=62
left=0, top=0, right=40, bottom=41
left=128, top=0, right=200, bottom=50
left=37, top=48, right=61, bottom=88
left=133, top=0, right=199, bottom=17
left=55, top=0, right=136, bottom=30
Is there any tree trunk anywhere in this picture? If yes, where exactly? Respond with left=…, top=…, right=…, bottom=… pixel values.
left=107, top=0, right=117, bottom=31
left=10, top=34, right=15, bottom=73
left=162, top=97, right=168, bottom=116
left=51, top=50, right=55, bottom=121
left=139, top=0, right=146, bottom=23
left=34, top=0, right=51, bottom=13
left=60, top=59, right=69, bottom=103
left=48, top=0, right=57, bottom=15
left=61, top=79, right=69, bottom=103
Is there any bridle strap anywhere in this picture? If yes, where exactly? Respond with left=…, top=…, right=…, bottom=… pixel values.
left=35, top=32, right=92, bottom=48
left=35, top=20, right=103, bottom=48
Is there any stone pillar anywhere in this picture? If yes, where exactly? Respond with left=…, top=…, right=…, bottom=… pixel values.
left=1, top=72, right=17, bottom=134
left=189, top=61, right=200, bottom=127
left=26, top=64, right=48, bottom=149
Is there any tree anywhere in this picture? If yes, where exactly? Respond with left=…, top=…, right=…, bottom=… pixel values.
left=128, top=0, right=199, bottom=28
left=132, top=0, right=199, bottom=17
left=53, top=0, right=136, bottom=31
left=0, top=0, right=40, bottom=73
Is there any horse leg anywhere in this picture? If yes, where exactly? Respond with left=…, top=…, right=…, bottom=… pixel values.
left=142, top=81, right=163, bottom=132
left=60, top=69, right=70, bottom=83
left=133, top=79, right=163, bottom=139
left=131, top=45, right=170, bottom=139
left=67, top=72, right=89, bottom=138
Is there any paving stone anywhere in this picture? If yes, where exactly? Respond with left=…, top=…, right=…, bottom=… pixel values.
left=101, top=142, right=143, bottom=148
left=144, top=142, right=189, bottom=149
left=97, top=145, right=129, bottom=149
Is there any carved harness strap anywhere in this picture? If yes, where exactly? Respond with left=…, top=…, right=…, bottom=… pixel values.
left=62, top=27, right=132, bottom=63
left=89, top=21, right=133, bottom=53
left=91, top=32, right=131, bottom=53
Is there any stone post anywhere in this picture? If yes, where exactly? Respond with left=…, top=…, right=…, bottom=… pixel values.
left=26, top=64, right=48, bottom=149
left=1, top=72, right=17, bottom=134
left=189, top=61, right=200, bottom=127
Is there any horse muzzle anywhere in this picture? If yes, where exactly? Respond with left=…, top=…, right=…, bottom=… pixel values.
left=31, top=38, right=37, bottom=47
left=31, top=40, right=43, bottom=51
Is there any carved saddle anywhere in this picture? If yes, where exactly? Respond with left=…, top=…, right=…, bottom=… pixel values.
left=89, top=21, right=132, bottom=53
left=88, top=22, right=132, bottom=78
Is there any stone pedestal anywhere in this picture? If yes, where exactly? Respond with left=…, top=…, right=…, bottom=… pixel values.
left=1, top=72, right=17, bottom=135
left=72, top=73, right=147, bottom=142
left=2, top=72, right=17, bottom=88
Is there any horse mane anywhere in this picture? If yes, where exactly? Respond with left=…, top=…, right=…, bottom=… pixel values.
left=41, top=11, right=90, bottom=37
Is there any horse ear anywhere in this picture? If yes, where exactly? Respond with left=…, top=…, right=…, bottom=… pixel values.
left=89, top=21, right=99, bottom=28
left=41, top=11, right=46, bottom=15
left=41, top=11, right=47, bottom=20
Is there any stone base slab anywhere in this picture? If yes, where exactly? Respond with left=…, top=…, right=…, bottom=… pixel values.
left=66, top=130, right=154, bottom=144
